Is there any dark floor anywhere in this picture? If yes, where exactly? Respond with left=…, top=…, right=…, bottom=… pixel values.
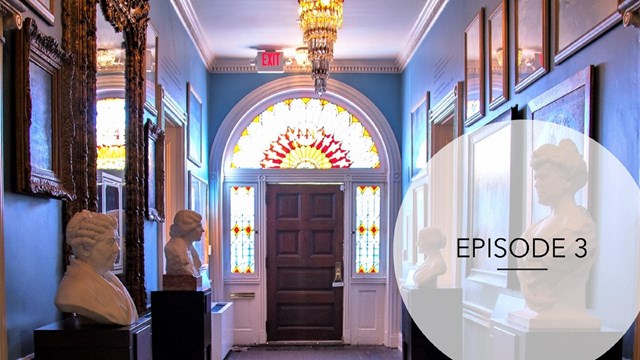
left=224, top=345, right=403, bottom=359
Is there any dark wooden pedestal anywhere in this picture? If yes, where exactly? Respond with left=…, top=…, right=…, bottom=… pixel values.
left=151, top=288, right=212, bottom=360
left=33, top=313, right=152, bottom=360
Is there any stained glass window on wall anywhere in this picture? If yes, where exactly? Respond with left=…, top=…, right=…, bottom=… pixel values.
left=355, top=185, right=381, bottom=274
left=96, top=98, right=126, bottom=170
left=230, top=186, right=255, bottom=274
left=231, top=98, right=381, bottom=169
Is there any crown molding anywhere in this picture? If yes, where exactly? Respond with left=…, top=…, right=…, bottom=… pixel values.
left=212, top=59, right=400, bottom=74
left=170, top=0, right=216, bottom=71
left=396, top=0, right=449, bottom=71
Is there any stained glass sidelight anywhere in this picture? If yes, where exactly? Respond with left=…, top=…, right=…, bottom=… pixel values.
left=231, top=98, right=380, bottom=169
left=230, top=186, right=255, bottom=274
left=96, top=98, right=126, bottom=170
left=355, top=185, right=381, bottom=274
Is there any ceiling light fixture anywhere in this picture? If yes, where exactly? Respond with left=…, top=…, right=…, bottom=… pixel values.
left=295, top=46, right=310, bottom=66
left=298, top=0, right=344, bottom=95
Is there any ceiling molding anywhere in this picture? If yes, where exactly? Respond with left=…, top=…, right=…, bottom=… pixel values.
left=396, top=0, right=449, bottom=71
left=170, top=0, right=216, bottom=71
left=212, top=59, right=400, bottom=74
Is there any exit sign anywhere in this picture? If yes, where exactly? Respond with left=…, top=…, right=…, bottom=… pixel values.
left=255, top=51, right=284, bottom=73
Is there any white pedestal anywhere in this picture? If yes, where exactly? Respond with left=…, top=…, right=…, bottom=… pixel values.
left=211, top=302, right=234, bottom=360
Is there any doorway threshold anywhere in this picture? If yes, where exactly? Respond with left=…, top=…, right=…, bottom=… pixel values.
left=265, top=340, right=344, bottom=346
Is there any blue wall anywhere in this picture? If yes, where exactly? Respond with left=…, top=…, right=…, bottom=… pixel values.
left=3, top=0, right=209, bottom=357
left=208, top=73, right=403, bottom=157
left=402, top=0, right=639, bottom=189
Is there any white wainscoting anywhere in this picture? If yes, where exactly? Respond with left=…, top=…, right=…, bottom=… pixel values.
left=462, top=301, right=492, bottom=360
left=350, top=283, right=385, bottom=344
left=224, top=283, right=263, bottom=345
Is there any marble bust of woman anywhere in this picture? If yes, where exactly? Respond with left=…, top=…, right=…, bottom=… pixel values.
left=412, top=227, right=447, bottom=288
left=164, top=209, right=204, bottom=276
left=511, top=139, right=598, bottom=328
left=54, top=210, right=138, bottom=326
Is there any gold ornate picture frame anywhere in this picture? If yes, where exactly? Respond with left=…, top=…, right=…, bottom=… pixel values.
left=15, top=17, right=74, bottom=200
left=464, top=8, right=485, bottom=125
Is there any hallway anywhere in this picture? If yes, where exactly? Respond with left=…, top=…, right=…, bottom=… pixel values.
left=225, top=345, right=402, bottom=360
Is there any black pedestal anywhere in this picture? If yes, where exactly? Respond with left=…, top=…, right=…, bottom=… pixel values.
left=151, top=289, right=212, bottom=360
left=34, top=313, right=152, bottom=360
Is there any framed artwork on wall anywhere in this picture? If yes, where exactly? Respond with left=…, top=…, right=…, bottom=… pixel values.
left=526, top=65, right=593, bottom=227
left=554, top=0, right=622, bottom=64
left=466, top=110, right=514, bottom=288
left=464, top=8, right=485, bottom=125
left=187, top=82, right=203, bottom=167
left=514, top=0, right=549, bottom=93
left=23, top=0, right=54, bottom=25
left=189, top=171, right=209, bottom=265
left=410, top=94, right=428, bottom=179
left=145, top=119, right=165, bottom=222
left=15, top=18, right=74, bottom=200
left=488, top=1, right=508, bottom=110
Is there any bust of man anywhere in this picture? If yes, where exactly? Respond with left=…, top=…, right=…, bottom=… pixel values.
left=164, top=209, right=204, bottom=276
left=412, top=227, right=447, bottom=288
left=54, top=210, right=138, bottom=326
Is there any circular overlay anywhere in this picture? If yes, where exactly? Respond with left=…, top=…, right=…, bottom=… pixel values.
left=394, top=120, right=640, bottom=360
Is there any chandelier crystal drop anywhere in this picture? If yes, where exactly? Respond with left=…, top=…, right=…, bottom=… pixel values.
left=298, top=0, right=344, bottom=95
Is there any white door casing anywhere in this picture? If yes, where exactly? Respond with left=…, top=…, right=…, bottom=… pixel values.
left=210, top=76, right=402, bottom=346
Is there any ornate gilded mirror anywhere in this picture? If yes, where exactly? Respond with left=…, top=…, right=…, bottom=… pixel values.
left=62, top=0, right=150, bottom=313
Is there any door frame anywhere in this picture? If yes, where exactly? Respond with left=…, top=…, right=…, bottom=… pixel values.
left=157, top=86, right=187, bottom=286
left=211, top=76, right=402, bottom=347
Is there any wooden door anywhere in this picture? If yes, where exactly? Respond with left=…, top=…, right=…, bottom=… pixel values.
left=266, top=184, right=344, bottom=341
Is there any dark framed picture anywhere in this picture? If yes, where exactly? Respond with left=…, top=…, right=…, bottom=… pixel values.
left=145, top=119, right=165, bottom=222
left=23, top=0, right=54, bottom=25
left=464, top=8, right=485, bottom=125
left=410, top=94, right=428, bottom=178
left=526, top=65, right=593, bottom=226
left=187, top=82, right=203, bottom=167
left=15, top=18, right=74, bottom=200
left=554, top=0, right=621, bottom=64
left=515, top=0, right=549, bottom=93
left=145, top=21, right=158, bottom=111
left=488, top=1, right=508, bottom=110
left=97, top=172, right=124, bottom=273
left=429, top=83, right=463, bottom=158
left=189, top=171, right=209, bottom=265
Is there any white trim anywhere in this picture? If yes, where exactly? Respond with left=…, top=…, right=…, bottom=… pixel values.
left=397, top=0, right=450, bottom=71
left=212, top=59, right=400, bottom=74
left=210, top=76, right=402, bottom=344
left=169, top=0, right=216, bottom=71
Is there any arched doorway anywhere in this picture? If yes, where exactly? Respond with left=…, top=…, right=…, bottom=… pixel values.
left=210, top=76, right=402, bottom=346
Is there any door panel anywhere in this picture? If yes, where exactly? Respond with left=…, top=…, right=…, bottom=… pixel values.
left=267, top=184, right=344, bottom=341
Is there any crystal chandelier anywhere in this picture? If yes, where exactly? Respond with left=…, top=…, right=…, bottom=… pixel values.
left=298, top=0, right=344, bottom=95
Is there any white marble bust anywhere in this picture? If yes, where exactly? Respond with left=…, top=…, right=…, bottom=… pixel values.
left=54, top=210, right=138, bottom=326
left=164, top=209, right=204, bottom=276
left=413, top=227, right=447, bottom=288
left=512, top=139, right=599, bottom=328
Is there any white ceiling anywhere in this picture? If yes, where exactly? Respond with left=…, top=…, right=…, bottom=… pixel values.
left=171, top=0, right=448, bottom=72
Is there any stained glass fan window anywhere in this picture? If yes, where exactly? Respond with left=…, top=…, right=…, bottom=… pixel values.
left=355, top=185, right=381, bottom=274
left=96, top=98, right=126, bottom=170
left=231, top=98, right=380, bottom=169
left=230, top=186, right=255, bottom=274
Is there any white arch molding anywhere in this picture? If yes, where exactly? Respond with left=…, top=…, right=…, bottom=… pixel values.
left=209, top=76, right=402, bottom=347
